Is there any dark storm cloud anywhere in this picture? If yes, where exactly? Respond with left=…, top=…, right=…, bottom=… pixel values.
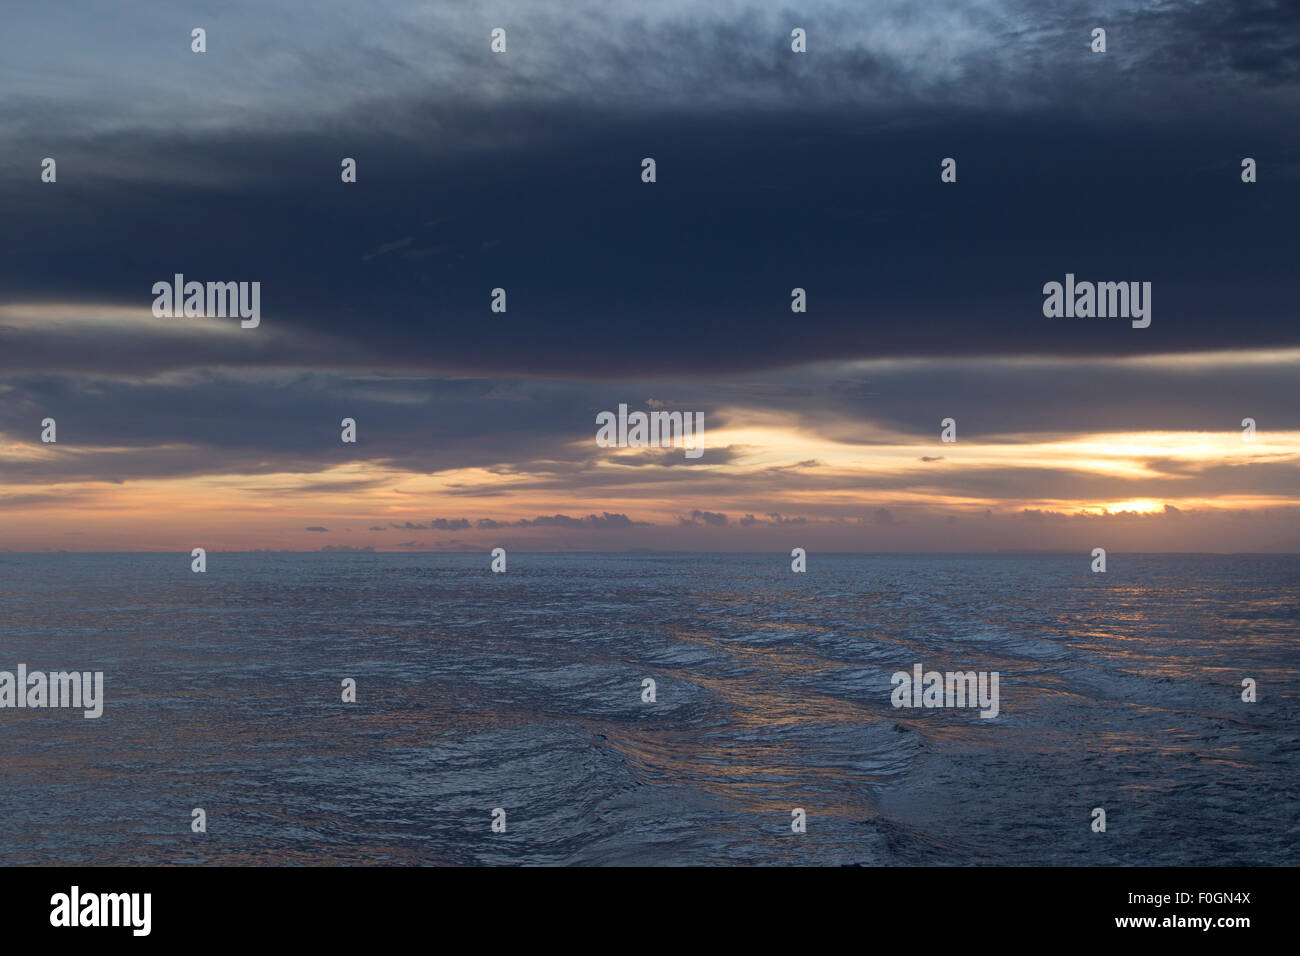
left=1, top=1, right=1297, bottom=380
left=776, top=359, right=1300, bottom=438
left=0, top=354, right=1296, bottom=488
left=2, top=0, right=1298, bottom=532
left=1120, top=0, right=1300, bottom=85
left=3, top=107, right=1296, bottom=378
left=0, top=372, right=659, bottom=481
left=2, top=1, right=1295, bottom=137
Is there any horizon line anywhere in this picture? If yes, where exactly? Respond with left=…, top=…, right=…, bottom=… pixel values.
left=4, top=549, right=1298, bottom=557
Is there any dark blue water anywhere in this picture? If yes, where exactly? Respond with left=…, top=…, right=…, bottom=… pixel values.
left=0, top=552, right=1296, bottom=865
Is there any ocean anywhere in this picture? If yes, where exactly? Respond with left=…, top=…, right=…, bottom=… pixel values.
left=1, top=552, right=1296, bottom=865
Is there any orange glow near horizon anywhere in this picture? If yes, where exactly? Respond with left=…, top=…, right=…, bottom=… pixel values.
left=3, top=422, right=1298, bottom=551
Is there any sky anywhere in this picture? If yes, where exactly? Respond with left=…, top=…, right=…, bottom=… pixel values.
left=1, top=0, right=1297, bottom=552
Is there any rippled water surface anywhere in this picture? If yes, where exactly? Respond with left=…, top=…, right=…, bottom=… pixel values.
left=1, top=552, right=1296, bottom=865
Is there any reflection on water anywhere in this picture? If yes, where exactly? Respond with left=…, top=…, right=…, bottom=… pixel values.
left=0, top=552, right=1296, bottom=865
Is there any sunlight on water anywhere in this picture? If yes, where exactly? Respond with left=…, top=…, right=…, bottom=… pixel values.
left=0, top=552, right=1295, bottom=865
